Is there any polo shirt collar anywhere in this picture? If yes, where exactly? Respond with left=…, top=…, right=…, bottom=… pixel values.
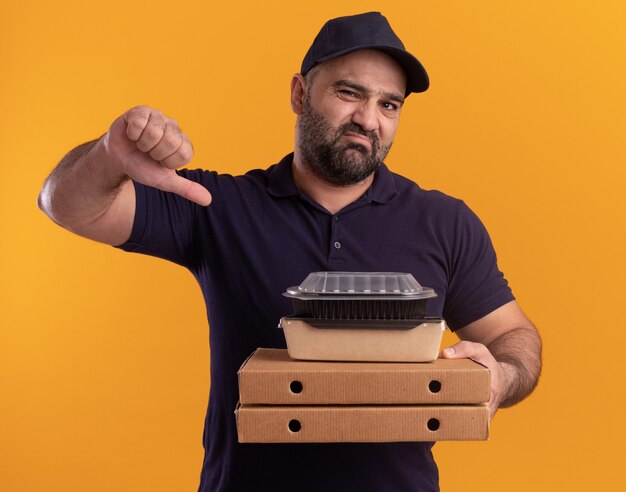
left=267, top=152, right=399, bottom=204
left=266, top=153, right=299, bottom=197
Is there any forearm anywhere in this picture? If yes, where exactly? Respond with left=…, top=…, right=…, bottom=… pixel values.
left=488, top=326, right=542, bottom=407
left=38, top=137, right=130, bottom=234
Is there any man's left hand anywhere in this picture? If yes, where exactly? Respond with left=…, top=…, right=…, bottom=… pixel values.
left=441, top=341, right=515, bottom=419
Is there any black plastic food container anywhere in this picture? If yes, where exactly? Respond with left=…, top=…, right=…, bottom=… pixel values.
left=283, top=272, right=437, bottom=320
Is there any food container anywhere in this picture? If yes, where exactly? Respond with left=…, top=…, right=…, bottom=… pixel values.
left=280, top=272, right=443, bottom=362
left=279, top=317, right=446, bottom=362
left=283, top=271, right=437, bottom=320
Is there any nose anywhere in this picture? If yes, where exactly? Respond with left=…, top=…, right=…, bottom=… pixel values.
left=351, top=101, right=379, bottom=133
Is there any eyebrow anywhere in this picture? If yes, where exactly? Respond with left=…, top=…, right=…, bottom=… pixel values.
left=332, top=79, right=405, bottom=105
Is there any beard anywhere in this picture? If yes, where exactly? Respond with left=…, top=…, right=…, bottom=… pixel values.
left=297, top=99, right=392, bottom=187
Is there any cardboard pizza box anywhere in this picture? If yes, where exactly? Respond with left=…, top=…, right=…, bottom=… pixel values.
left=238, top=348, right=490, bottom=405
left=235, top=403, right=489, bottom=443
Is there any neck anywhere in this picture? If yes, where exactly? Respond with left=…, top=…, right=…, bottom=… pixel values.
left=291, top=150, right=375, bottom=215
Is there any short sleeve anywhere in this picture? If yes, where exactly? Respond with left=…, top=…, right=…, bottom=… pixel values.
left=114, top=170, right=207, bottom=269
left=443, top=201, right=515, bottom=330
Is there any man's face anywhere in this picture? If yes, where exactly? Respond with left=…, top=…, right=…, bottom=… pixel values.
left=295, top=49, right=407, bottom=186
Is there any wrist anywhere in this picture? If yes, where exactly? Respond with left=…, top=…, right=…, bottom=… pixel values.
left=91, top=134, right=129, bottom=183
left=496, top=360, right=523, bottom=408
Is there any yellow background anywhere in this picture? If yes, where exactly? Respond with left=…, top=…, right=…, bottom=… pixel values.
left=2, top=0, right=625, bottom=490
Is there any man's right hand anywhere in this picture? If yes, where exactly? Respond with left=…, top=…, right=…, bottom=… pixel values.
left=39, top=105, right=212, bottom=246
left=102, top=106, right=212, bottom=206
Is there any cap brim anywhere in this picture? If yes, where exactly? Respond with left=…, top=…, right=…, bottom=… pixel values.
left=315, top=45, right=429, bottom=95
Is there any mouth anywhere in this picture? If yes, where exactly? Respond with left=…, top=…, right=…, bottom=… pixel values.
left=342, top=132, right=372, bottom=150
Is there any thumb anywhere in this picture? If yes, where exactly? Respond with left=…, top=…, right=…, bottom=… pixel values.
left=441, top=340, right=495, bottom=371
left=441, top=340, right=482, bottom=359
left=441, top=344, right=461, bottom=359
left=155, top=172, right=213, bottom=206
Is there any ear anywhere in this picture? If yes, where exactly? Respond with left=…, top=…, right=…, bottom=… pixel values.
left=290, top=73, right=307, bottom=115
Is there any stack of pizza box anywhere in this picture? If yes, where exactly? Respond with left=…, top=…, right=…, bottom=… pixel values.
left=235, top=348, right=490, bottom=443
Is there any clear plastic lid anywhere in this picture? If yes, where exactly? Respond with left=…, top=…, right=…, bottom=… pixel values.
left=283, top=272, right=437, bottom=300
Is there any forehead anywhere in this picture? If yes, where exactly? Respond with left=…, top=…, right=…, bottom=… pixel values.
left=312, top=49, right=407, bottom=96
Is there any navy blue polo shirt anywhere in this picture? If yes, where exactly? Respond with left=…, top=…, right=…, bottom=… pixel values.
left=118, top=153, right=513, bottom=492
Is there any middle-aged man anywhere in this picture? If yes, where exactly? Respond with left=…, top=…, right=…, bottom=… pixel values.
left=38, top=11, right=542, bottom=492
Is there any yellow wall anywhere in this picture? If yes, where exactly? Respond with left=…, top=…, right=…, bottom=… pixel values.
left=2, top=1, right=625, bottom=490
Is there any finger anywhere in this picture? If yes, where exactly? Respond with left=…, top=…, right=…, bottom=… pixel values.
left=441, top=341, right=497, bottom=367
left=161, top=133, right=194, bottom=169
left=136, top=111, right=166, bottom=152
left=124, top=106, right=152, bottom=141
left=441, top=340, right=482, bottom=358
left=149, top=121, right=183, bottom=162
left=156, top=173, right=212, bottom=206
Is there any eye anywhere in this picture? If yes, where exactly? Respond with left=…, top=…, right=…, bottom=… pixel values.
left=381, top=101, right=399, bottom=111
left=338, top=89, right=359, bottom=99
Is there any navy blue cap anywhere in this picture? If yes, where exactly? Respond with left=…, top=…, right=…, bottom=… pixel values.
left=301, top=12, right=429, bottom=95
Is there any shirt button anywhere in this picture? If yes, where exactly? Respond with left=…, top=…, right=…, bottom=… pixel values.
left=334, top=216, right=340, bottom=222
left=334, top=241, right=341, bottom=249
